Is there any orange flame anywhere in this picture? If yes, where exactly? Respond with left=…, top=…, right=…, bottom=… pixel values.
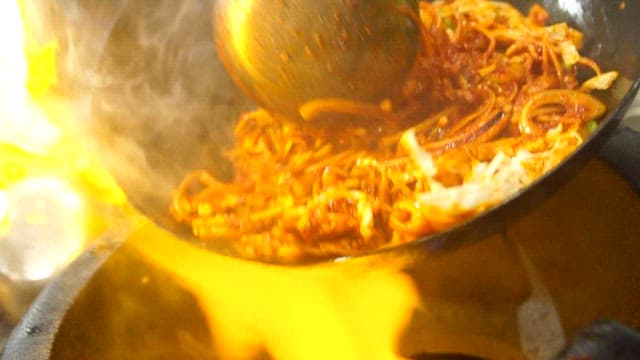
left=0, top=0, right=128, bottom=280
left=129, top=220, right=420, bottom=360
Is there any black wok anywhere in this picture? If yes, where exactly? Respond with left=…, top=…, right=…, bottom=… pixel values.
left=50, top=0, right=640, bottom=264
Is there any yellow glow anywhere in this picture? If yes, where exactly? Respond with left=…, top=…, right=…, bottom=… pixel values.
left=228, top=0, right=262, bottom=82
left=0, top=0, right=126, bottom=205
left=0, top=0, right=60, bottom=155
left=25, top=40, right=58, bottom=97
left=0, top=0, right=128, bottom=281
left=0, top=177, right=86, bottom=281
left=17, top=0, right=59, bottom=97
left=130, top=222, right=419, bottom=360
left=0, top=190, right=8, bottom=234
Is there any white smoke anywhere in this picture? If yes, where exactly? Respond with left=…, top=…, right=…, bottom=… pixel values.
left=29, top=0, right=253, bottom=232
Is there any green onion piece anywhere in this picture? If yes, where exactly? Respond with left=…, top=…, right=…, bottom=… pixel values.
left=444, top=17, right=456, bottom=30
left=584, top=120, right=598, bottom=134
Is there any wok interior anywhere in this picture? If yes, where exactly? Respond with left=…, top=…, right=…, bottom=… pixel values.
left=64, top=0, right=640, bottom=261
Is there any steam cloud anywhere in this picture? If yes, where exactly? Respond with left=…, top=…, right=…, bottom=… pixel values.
left=34, top=0, right=253, bottom=232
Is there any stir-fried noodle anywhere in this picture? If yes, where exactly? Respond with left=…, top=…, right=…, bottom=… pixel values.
left=171, top=0, right=617, bottom=261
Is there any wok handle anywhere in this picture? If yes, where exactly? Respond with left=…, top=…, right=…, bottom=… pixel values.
left=598, top=125, right=640, bottom=192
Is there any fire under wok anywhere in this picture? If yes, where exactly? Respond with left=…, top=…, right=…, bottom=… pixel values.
left=51, top=0, right=640, bottom=264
